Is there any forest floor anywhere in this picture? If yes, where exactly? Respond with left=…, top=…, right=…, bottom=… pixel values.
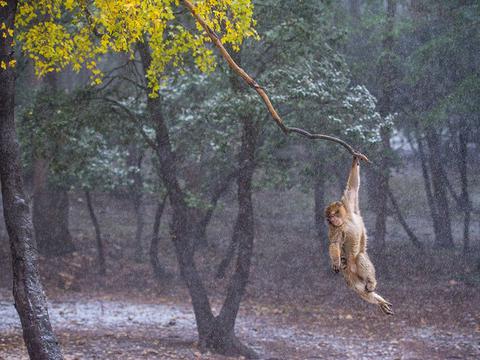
left=0, top=278, right=479, bottom=360
left=1, top=189, right=480, bottom=359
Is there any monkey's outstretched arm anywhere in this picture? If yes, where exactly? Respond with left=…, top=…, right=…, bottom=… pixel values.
left=343, top=157, right=361, bottom=214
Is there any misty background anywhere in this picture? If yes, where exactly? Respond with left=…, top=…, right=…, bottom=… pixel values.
left=0, top=0, right=479, bottom=359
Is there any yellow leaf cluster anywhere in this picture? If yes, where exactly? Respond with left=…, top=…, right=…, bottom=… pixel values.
left=15, top=0, right=257, bottom=95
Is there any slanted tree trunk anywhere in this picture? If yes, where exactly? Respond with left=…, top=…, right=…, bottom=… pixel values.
left=386, top=186, right=423, bottom=249
left=32, top=73, right=74, bottom=257
left=150, top=194, right=168, bottom=279
left=138, top=40, right=257, bottom=358
left=84, top=190, right=106, bottom=275
left=424, top=127, right=454, bottom=248
left=0, top=1, right=63, bottom=358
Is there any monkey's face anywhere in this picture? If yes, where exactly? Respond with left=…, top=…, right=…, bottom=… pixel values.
left=325, top=202, right=346, bottom=227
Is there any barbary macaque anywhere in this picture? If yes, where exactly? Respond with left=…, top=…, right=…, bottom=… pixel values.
left=325, top=156, right=393, bottom=315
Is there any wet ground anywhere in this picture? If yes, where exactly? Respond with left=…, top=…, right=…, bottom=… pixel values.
left=1, top=285, right=479, bottom=360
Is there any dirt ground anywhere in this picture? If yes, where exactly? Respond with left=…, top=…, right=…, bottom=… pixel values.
left=0, top=277, right=479, bottom=360
left=1, top=188, right=480, bottom=359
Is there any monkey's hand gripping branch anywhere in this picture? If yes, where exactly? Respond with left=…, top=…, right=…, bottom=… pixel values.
left=182, top=0, right=369, bottom=163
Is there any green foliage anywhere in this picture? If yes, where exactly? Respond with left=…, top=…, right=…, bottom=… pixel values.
left=19, top=87, right=143, bottom=191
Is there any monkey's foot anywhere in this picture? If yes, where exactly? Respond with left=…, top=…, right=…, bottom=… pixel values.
left=379, top=301, right=394, bottom=316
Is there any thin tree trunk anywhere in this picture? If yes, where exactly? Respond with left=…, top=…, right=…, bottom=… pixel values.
left=150, top=193, right=168, bottom=279
left=84, top=190, right=106, bottom=276
left=457, top=128, right=470, bottom=253
left=0, top=1, right=63, bottom=358
left=386, top=186, right=423, bottom=249
left=196, top=169, right=237, bottom=248
left=424, top=127, right=454, bottom=248
left=128, top=147, right=145, bottom=261
left=415, top=130, right=440, bottom=242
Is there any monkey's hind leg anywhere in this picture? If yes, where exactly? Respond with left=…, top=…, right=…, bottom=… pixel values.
left=351, top=278, right=393, bottom=315
left=362, top=291, right=393, bottom=316
left=372, top=293, right=393, bottom=316
left=355, top=252, right=377, bottom=292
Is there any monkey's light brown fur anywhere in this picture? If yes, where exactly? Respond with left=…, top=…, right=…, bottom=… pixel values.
left=325, top=157, right=393, bottom=316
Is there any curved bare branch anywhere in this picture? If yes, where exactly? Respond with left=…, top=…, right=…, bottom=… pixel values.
left=182, top=0, right=369, bottom=163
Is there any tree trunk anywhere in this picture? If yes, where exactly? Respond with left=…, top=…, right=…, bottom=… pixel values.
left=150, top=194, right=168, bottom=279
left=454, top=127, right=470, bottom=253
left=0, top=1, right=63, bottom=358
left=138, top=40, right=256, bottom=358
left=424, top=127, right=454, bottom=248
left=415, top=130, right=441, bottom=244
left=196, top=169, right=237, bottom=248
left=204, top=117, right=259, bottom=359
left=128, top=147, right=145, bottom=261
left=386, top=186, right=423, bottom=249
left=32, top=73, right=75, bottom=257
left=84, top=190, right=106, bottom=275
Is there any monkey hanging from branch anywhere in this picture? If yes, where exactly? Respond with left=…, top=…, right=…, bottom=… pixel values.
left=182, top=0, right=389, bottom=314
left=325, top=156, right=393, bottom=315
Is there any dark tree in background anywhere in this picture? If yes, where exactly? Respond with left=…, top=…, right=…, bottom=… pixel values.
left=32, top=74, right=75, bottom=257
left=0, top=1, right=63, bottom=358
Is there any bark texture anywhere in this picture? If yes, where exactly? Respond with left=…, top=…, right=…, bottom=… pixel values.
left=150, top=194, right=168, bottom=279
left=0, top=1, right=63, bottom=358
